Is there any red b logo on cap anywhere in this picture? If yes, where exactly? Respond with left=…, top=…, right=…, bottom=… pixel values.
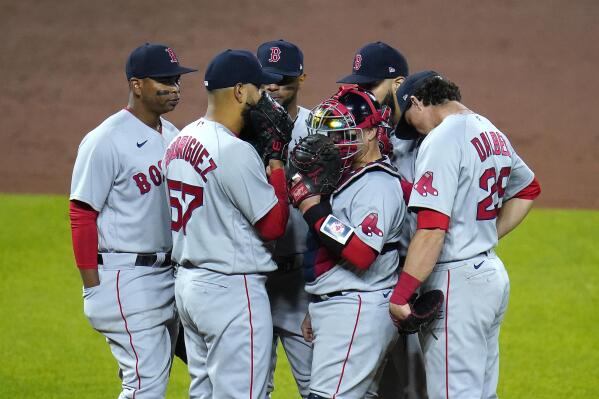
left=353, top=54, right=362, bottom=71
left=269, top=47, right=281, bottom=63
left=165, top=48, right=178, bottom=63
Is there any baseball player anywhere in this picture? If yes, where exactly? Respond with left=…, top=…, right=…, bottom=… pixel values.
left=256, top=39, right=313, bottom=398
left=290, top=87, right=406, bottom=399
left=163, top=49, right=292, bottom=399
left=389, top=71, right=541, bottom=399
left=338, top=42, right=426, bottom=399
left=69, top=43, right=196, bottom=398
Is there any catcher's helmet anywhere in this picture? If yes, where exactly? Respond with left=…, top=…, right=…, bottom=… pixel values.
left=306, top=86, right=390, bottom=171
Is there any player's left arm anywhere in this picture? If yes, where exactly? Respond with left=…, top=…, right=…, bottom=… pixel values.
left=497, top=142, right=541, bottom=239
left=301, top=200, right=378, bottom=270
left=254, top=159, right=289, bottom=241
left=497, top=176, right=541, bottom=238
left=219, top=143, right=289, bottom=241
left=300, top=177, right=402, bottom=270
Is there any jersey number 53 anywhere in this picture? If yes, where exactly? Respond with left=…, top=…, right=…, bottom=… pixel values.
left=167, top=179, right=204, bottom=234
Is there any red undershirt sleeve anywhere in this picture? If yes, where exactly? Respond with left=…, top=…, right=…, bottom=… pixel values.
left=512, top=177, right=541, bottom=200
left=69, top=200, right=99, bottom=269
left=254, top=168, right=290, bottom=241
left=417, top=209, right=450, bottom=231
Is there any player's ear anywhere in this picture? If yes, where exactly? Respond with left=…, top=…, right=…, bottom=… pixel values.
left=410, top=96, right=423, bottom=111
left=298, top=73, right=307, bottom=88
left=129, top=78, right=142, bottom=96
left=233, top=83, right=246, bottom=104
left=392, top=76, right=405, bottom=92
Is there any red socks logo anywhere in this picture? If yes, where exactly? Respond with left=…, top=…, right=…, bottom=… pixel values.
left=165, top=48, right=178, bottom=63
left=269, top=47, right=281, bottom=62
left=414, top=171, right=439, bottom=197
left=361, top=213, right=383, bottom=237
left=353, top=54, right=362, bottom=71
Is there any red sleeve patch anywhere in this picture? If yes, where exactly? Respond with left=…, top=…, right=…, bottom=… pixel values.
left=360, top=213, right=383, bottom=237
left=414, top=171, right=439, bottom=197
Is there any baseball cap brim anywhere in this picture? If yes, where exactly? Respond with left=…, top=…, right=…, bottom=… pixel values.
left=394, top=113, right=420, bottom=140
left=147, top=65, right=198, bottom=78
left=263, top=66, right=302, bottom=77
left=393, top=70, right=441, bottom=140
left=336, top=73, right=382, bottom=84
left=259, top=70, right=283, bottom=85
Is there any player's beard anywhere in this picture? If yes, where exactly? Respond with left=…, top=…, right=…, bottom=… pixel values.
left=280, top=91, right=297, bottom=112
left=238, top=102, right=256, bottom=142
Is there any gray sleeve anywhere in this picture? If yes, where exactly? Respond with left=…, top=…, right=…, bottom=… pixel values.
left=69, top=132, right=118, bottom=212
left=349, top=177, right=405, bottom=252
left=408, top=131, right=461, bottom=216
left=503, top=145, right=535, bottom=201
left=219, top=142, right=277, bottom=225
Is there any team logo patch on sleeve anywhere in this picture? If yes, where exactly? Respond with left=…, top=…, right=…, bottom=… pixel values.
left=320, top=214, right=353, bottom=245
left=360, top=213, right=383, bottom=237
left=414, top=171, right=439, bottom=197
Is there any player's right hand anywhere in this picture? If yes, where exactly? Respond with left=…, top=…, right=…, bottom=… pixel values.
left=301, top=312, right=314, bottom=342
left=79, top=268, right=100, bottom=288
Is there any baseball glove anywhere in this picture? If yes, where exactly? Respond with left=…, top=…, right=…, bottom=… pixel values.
left=392, top=290, right=444, bottom=335
left=248, top=92, right=294, bottom=165
left=288, top=134, right=342, bottom=208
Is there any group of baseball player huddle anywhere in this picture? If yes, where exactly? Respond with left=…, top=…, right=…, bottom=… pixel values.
left=69, top=39, right=541, bottom=399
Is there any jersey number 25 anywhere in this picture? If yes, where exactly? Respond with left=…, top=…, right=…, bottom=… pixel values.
left=477, top=166, right=511, bottom=220
left=167, top=179, right=204, bottom=234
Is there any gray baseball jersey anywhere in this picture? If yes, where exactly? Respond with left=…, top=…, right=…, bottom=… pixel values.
left=409, top=113, right=534, bottom=262
left=305, top=163, right=406, bottom=295
left=163, top=118, right=278, bottom=274
left=71, top=108, right=179, bottom=399
left=70, top=109, right=178, bottom=253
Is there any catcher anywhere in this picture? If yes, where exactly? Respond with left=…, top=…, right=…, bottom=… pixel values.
left=288, top=86, right=410, bottom=399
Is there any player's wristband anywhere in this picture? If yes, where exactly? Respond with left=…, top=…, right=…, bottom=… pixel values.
left=303, top=201, right=332, bottom=230
left=390, top=271, right=422, bottom=305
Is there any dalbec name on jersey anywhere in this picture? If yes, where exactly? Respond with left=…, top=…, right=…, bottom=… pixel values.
left=470, top=130, right=512, bottom=162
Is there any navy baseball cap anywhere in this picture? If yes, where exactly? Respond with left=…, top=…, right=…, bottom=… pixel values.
left=337, top=42, right=409, bottom=85
left=125, top=43, right=197, bottom=80
left=394, top=70, right=442, bottom=139
left=204, top=49, right=282, bottom=91
left=257, top=39, right=304, bottom=77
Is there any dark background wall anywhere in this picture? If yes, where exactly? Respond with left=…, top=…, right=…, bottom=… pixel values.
left=1, top=0, right=598, bottom=207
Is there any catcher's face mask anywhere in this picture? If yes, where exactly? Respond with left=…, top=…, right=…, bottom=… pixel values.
left=306, top=86, right=389, bottom=172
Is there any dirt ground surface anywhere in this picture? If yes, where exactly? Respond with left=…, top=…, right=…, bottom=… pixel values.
left=1, top=0, right=598, bottom=208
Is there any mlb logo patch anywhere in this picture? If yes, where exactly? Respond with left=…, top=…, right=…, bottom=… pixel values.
left=320, top=214, right=353, bottom=245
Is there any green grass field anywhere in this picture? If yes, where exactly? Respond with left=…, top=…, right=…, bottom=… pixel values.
left=1, top=194, right=597, bottom=398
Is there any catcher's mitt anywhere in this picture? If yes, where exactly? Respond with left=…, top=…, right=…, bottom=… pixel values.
left=288, top=134, right=342, bottom=208
left=392, top=290, right=444, bottom=335
left=247, top=92, right=294, bottom=165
